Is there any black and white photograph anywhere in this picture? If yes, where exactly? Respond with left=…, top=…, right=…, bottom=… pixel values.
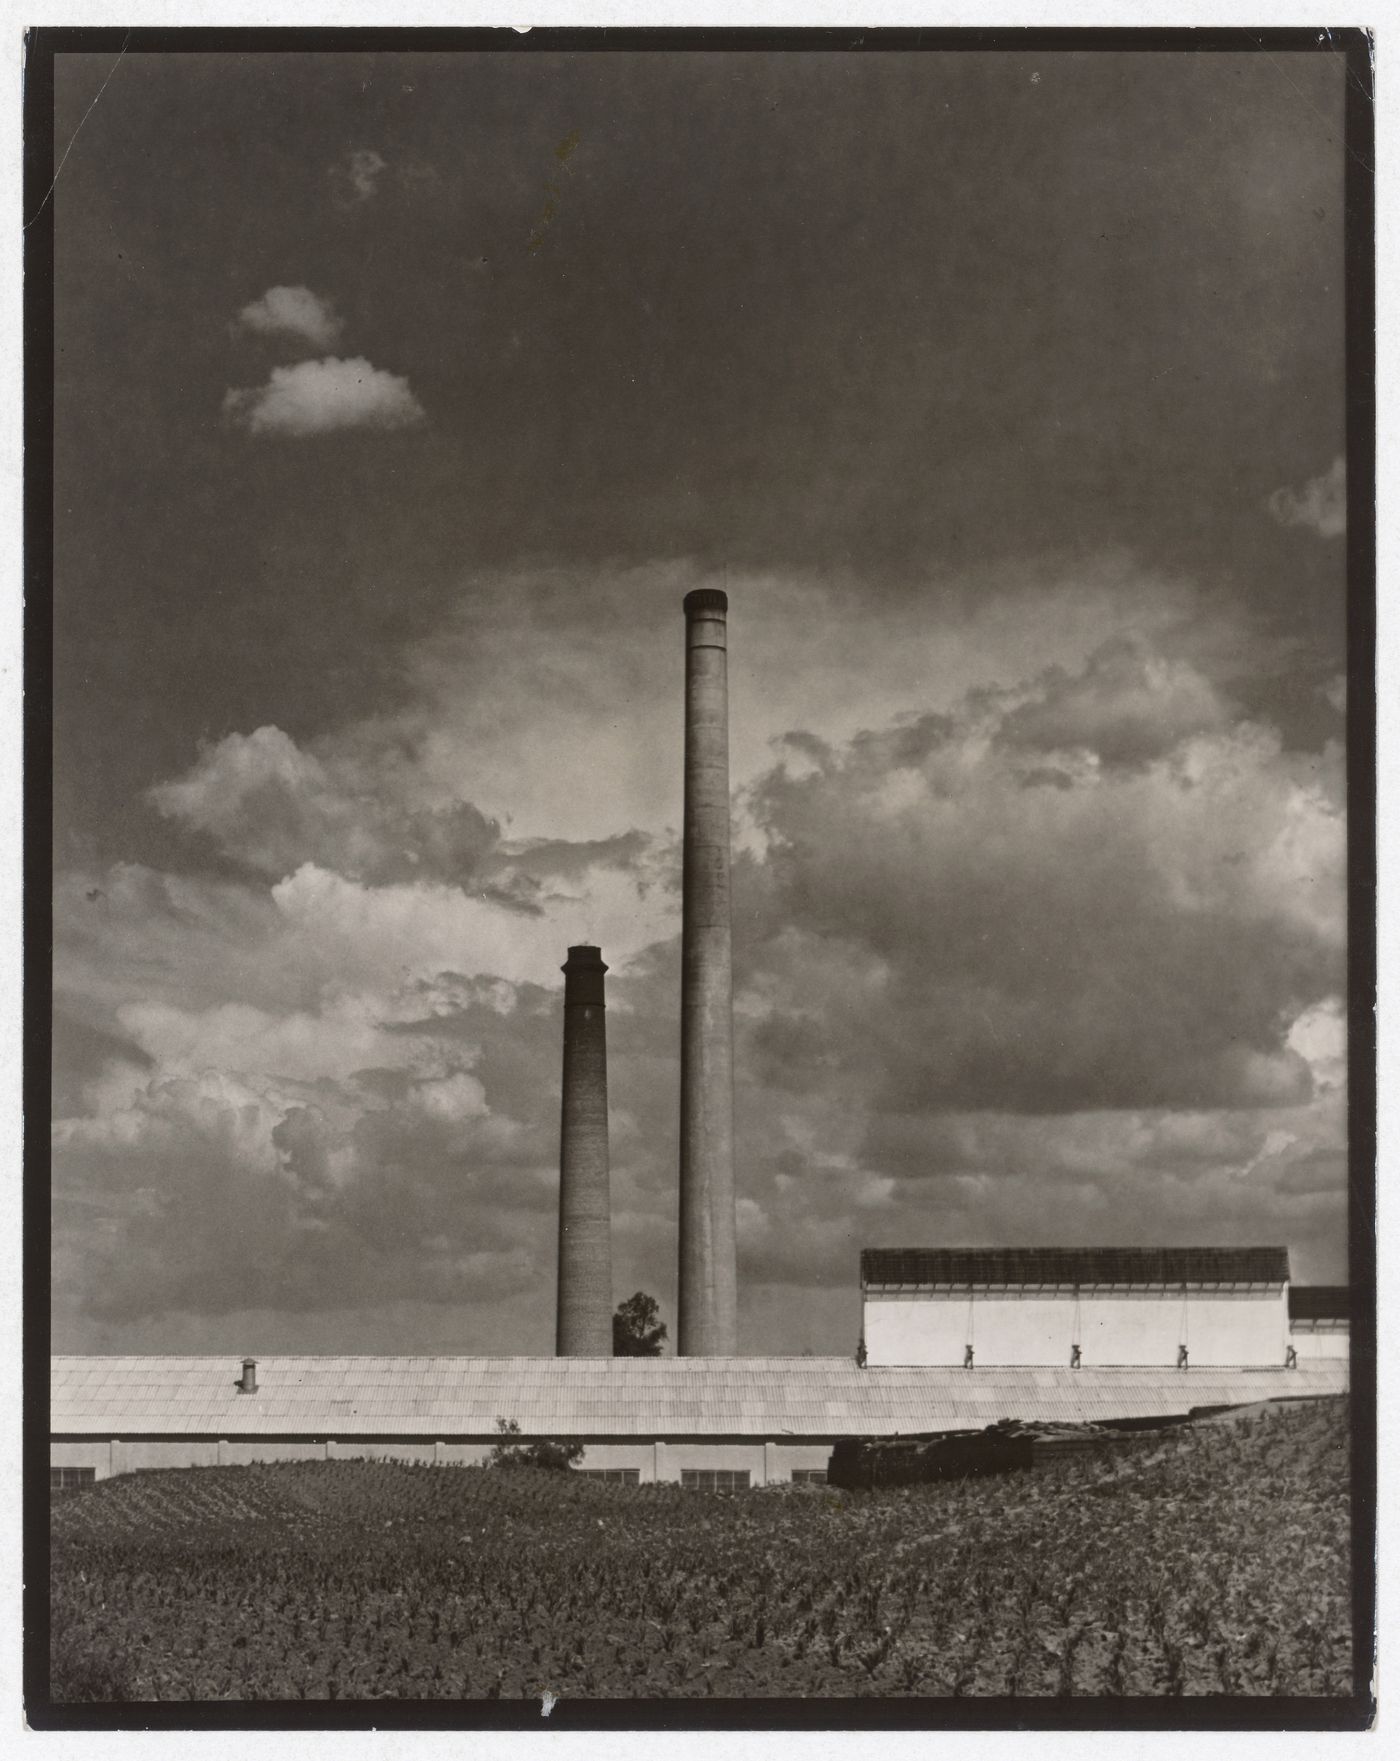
left=27, top=26, right=1374, bottom=1725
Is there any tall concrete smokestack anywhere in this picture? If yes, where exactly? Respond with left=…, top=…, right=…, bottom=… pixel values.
left=556, top=945, right=612, bottom=1356
left=678, top=587, right=738, bottom=1356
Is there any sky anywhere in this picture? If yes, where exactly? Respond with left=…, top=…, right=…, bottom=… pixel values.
left=49, top=45, right=1351, bottom=1357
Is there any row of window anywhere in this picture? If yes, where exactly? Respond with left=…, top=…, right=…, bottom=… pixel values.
left=50, top=1463, right=827, bottom=1492
left=681, top=1468, right=750, bottom=1491
left=674, top=1468, right=828, bottom=1490
left=578, top=1467, right=828, bottom=1489
left=50, top=1467, right=95, bottom=1492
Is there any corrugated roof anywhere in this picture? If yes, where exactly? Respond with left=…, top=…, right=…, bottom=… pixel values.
left=50, top=1356, right=1345, bottom=1439
left=861, top=1247, right=1290, bottom=1289
left=1289, top=1286, right=1351, bottom=1321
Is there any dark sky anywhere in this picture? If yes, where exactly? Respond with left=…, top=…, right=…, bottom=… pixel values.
left=51, top=47, right=1350, bottom=1356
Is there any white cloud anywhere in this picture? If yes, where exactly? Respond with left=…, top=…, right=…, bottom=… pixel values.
left=114, top=997, right=399, bottom=1088
left=223, top=357, right=425, bottom=437
left=148, top=725, right=496, bottom=885
left=236, top=285, right=343, bottom=350
left=743, top=639, right=1345, bottom=1116
left=268, top=862, right=671, bottom=993
left=1267, top=454, right=1346, bottom=539
left=53, top=556, right=1352, bottom=1346
left=998, top=634, right=1233, bottom=768
left=330, top=148, right=388, bottom=207
left=366, top=554, right=1225, bottom=846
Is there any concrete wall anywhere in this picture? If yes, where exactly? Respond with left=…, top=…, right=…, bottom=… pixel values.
left=51, top=1437, right=834, bottom=1486
left=220, top=1441, right=330, bottom=1467
left=864, top=1288, right=1289, bottom=1367
left=575, top=1443, right=658, bottom=1480
left=430, top=1443, right=494, bottom=1467
left=1290, top=1323, right=1349, bottom=1362
left=655, top=1441, right=766, bottom=1484
left=50, top=1441, right=121, bottom=1482
left=326, top=1441, right=448, bottom=1465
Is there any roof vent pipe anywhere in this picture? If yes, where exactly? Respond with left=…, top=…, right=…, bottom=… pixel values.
left=239, top=1358, right=257, bottom=1394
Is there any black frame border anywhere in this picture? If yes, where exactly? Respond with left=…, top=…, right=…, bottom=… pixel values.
left=22, top=23, right=1377, bottom=1735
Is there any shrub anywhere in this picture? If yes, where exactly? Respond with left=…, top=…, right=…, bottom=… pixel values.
left=486, top=1417, right=583, bottom=1472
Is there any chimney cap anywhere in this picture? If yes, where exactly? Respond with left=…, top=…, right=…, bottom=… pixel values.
left=683, top=587, right=728, bottom=618
left=562, top=944, right=607, bottom=972
left=241, top=1356, right=257, bottom=1368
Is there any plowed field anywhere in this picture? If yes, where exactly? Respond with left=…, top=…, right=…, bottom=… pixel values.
left=50, top=1396, right=1351, bottom=1700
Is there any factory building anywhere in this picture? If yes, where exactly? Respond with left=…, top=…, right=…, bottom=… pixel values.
left=50, top=591, right=1352, bottom=1487
left=860, top=1248, right=1294, bottom=1369
left=49, top=1353, right=1347, bottom=1491
left=1288, top=1286, right=1350, bottom=1362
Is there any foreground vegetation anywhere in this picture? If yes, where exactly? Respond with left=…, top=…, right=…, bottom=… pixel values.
left=50, top=1398, right=1350, bottom=1700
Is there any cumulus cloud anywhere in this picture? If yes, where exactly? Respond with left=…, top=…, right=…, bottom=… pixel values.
left=352, top=555, right=1225, bottom=846
left=54, top=561, right=1351, bottom=1348
left=52, top=976, right=561, bottom=1330
left=114, top=997, right=397, bottom=1089
left=236, top=285, right=343, bottom=350
left=1268, top=454, right=1346, bottom=538
left=742, top=637, right=1344, bottom=1117
left=143, top=711, right=680, bottom=992
left=50, top=840, right=686, bottom=1342
left=149, top=725, right=499, bottom=887
left=330, top=148, right=388, bottom=207
left=223, top=357, right=425, bottom=436
left=997, top=634, right=1234, bottom=768
left=723, top=974, right=1349, bottom=1312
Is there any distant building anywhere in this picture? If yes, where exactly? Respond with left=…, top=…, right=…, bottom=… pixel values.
left=860, top=1247, right=1293, bottom=1369
left=1288, top=1285, right=1350, bottom=1362
left=48, top=1349, right=1346, bottom=1490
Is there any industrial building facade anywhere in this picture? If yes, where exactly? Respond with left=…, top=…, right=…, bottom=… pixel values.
left=1288, top=1285, right=1351, bottom=1361
left=861, top=1247, right=1300, bottom=1369
left=50, top=1349, right=1347, bottom=1489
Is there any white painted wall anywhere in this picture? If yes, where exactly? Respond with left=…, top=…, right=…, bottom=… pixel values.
left=654, top=1442, right=768, bottom=1484
left=864, top=1288, right=1289, bottom=1367
left=221, top=1441, right=329, bottom=1467
left=50, top=1441, right=119, bottom=1481
left=49, top=1437, right=836, bottom=1486
left=1290, top=1323, right=1349, bottom=1361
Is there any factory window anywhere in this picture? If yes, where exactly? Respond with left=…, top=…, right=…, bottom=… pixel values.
left=680, top=1469, right=751, bottom=1492
left=575, top=1468, right=641, bottom=1486
left=790, top=1468, right=827, bottom=1485
left=50, top=1467, right=95, bottom=1493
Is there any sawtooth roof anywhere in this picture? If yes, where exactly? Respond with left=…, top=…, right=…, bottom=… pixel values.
left=861, top=1247, right=1291, bottom=1290
left=50, top=1355, right=1344, bottom=1439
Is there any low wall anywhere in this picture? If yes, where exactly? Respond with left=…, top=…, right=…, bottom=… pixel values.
left=50, top=1437, right=837, bottom=1486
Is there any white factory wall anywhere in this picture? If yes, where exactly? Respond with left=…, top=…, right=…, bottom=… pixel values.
left=864, top=1288, right=1289, bottom=1367
left=327, top=1441, right=455, bottom=1465
left=50, top=1437, right=835, bottom=1485
left=1290, top=1323, right=1350, bottom=1362
left=50, top=1441, right=109, bottom=1474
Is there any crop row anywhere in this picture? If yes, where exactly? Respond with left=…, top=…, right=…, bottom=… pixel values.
left=50, top=1398, right=1352, bottom=1700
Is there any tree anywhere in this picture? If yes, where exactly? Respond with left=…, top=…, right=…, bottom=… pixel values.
left=612, top=1291, right=668, bottom=1357
left=487, top=1417, right=583, bottom=1472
